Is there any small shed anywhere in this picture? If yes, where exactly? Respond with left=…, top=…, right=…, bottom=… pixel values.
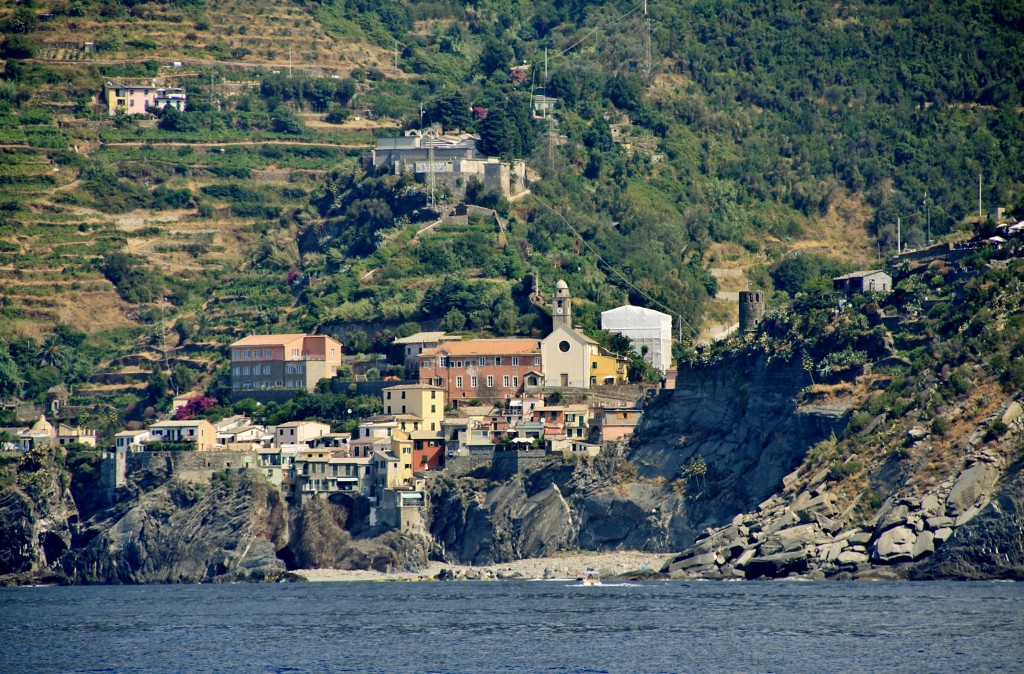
left=832, top=270, right=892, bottom=295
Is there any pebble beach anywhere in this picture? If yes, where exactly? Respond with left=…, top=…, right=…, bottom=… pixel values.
left=295, top=550, right=673, bottom=582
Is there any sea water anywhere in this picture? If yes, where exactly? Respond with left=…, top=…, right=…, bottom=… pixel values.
left=1, top=580, right=1022, bottom=673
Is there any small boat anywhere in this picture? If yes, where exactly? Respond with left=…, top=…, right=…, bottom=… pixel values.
left=575, top=569, right=601, bottom=586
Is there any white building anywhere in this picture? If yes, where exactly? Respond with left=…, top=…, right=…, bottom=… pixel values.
left=600, top=305, right=673, bottom=372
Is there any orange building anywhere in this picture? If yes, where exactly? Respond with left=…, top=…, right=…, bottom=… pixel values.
left=419, top=338, right=541, bottom=405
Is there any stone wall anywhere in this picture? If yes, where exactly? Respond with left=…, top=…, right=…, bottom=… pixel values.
left=444, top=450, right=494, bottom=476
left=491, top=449, right=548, bottom=481
left=129, top=450, right=256, bottom=483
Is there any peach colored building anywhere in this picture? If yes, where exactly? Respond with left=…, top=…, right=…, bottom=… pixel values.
left=230, top=334, right=342, bottom=392
left=418, top=338, right=541, bottom=405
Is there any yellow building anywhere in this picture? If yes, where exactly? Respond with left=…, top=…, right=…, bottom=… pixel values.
left=590, top=351, right=628, bottom=386
left=382, top=384, right=445, bottom=431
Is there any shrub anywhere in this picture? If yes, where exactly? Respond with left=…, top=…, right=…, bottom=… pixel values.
left=930, top=417, right=951, bottom=436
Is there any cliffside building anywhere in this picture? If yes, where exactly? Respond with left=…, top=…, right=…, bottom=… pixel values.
left=833, top=270, right=892, bottom=296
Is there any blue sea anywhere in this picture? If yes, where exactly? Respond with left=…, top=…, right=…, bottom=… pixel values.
left=1, top=580, right=1022, bottom=673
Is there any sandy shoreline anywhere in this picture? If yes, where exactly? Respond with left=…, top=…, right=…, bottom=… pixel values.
left=295, top=551, right=673, bottom=582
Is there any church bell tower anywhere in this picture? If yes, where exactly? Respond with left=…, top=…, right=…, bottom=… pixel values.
left=552, top=279, right=572, bottom=330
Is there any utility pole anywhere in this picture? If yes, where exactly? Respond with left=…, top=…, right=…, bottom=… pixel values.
left=429, top=138, right=436, bottom=208
left=897, top=216, right=901, bottom=255
left=644, top=0, right=652, bottom=81
left=978, top=172, right=983, bottom=221
left=924, top=192, right=931, bottom=246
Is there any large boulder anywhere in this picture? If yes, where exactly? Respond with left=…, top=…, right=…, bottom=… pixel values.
left=873, top=526, right=917, bottom=563
left=945, top=464, right=999, bottom=516
left=911, top=462, right=1024, bottom=580
left=744, top=551, right=809, bottom=578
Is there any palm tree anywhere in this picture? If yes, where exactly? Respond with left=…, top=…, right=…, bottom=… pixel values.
left=38, top=335, right=67, bottom=370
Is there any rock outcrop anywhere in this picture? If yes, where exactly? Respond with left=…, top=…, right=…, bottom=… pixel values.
left=64, top=472, right=289, bottom=584
left=0, top=447, right=78, bottom=585
left=910, top=457, right=1024, bottom=580
left=664, top=439, right=1020, bottom=580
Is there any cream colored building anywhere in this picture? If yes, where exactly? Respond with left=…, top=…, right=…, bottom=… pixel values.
left=147, top=419, right=216, bottom=451
left=382, top=384, right=445, bottom=431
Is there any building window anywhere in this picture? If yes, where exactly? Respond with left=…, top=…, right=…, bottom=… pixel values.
left=513, top=376, right=519, bottom=387
left=503, top=376, right=510, bottom=387
left=244, top=350, right=252, bottom=358
left=456, top=376, right=463, bottom=388
left=431, top=404, right=436, bottom=413
left=386, top=392, right=391, bottom=400
left=592, top=361, right=598, bottom=369
left=431, top=390, right=436, bottom=399
left=471, top=376, right=478, bottom=388
left=495, top=357, right=502, bottom=366
left=233, top=367, right=240, bottom=375
left=512, top=357, right=519, bottom=366
left=243, top=367, right=252, bottom=376
left=401, top=392, right=406, bottom=399
left=533, top=357, right=541, bottom=366
left=264, top=365, right=271, bottom=375
left=486, top=376, right=494, bottom=387
left=233, top=350, right=241, bottom=359
left=478, top=357, right=486, bottom=366
left=292, top=349, right=299, bottom=357
left=330, top=348, right=336, bottom=357
left=559, top=341, right=571, bottom=353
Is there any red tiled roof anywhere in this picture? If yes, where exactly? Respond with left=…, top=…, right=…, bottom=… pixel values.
left=421, top=338, right=540, bottom=357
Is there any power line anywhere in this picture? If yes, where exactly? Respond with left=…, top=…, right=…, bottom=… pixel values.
left=553, top=0, right=650, bottom=60
left=529, top=192, right=701, bottom=340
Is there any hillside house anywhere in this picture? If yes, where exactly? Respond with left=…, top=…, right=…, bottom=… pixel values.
left=230, top=334, right=343, bottom=393
left=5, top=415, right=97, bottom=452
left=833, top=270, right=892, bottom=295
left=104, top=80, right=186, bottom=116
left=147, top=419, right=216, bottom=451
left=371, top=128, right=527, bottom=198
left=274, top=420, right=330, bottom=448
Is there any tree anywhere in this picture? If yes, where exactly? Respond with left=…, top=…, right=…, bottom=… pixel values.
left=37, top=335, right=67, bottom=370
left=441, top=308, right=467, bottom=332
left=157, top=106, right=197, bottom=132
left=0, top=348, right=23, bottom=400
left=478, top=37, right=513, bottom=77
left=606, top=74, right=643, bottom=111
left=426, top=90, right=472, bottom=132
left=272, top=108, right=306, bottom=135
left=478, top=108, right=521, bottom=159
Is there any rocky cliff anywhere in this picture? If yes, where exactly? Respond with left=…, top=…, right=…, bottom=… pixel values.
left=662, top=386, right=1024, bottom=581
left=0, top=447, right=78, bottom=584
left=65, top=472, right=290, bottom=584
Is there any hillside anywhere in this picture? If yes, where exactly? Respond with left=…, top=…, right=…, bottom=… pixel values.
left=0, top=0, right=1022, bottom=423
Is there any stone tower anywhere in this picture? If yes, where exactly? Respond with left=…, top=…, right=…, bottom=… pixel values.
left=739, top=290, right=765, bottom=333
left=552, top=279, right=572, bottom=330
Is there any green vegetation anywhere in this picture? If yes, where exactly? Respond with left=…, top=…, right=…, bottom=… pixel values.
left=0, top=0, right=1021, bottom=438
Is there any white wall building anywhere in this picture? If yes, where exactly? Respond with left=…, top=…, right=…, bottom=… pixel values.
left=600, top=305, right=673, bottom=372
